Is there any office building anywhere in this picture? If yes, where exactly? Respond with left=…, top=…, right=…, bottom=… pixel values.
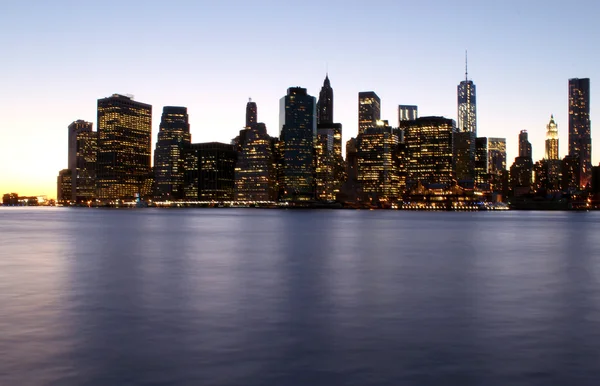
left=279, top=87, right=316, bottom=201
left=246, top=99, right=257, bottom=128
left=519, top=130, right=532, bottom=158
left=57, top=169, right=72, bottom=204
left=568, top=78, right=592, bottom=186
left=545, top=115, right=559, bottom=160
left=404, top=117, right=456, bottom=188
left=96, top=94, right=152, bottom=200
left=356, top=121, right=400, bottom=204
left=398, top=105, right=418, bottom=125
left=456, top=57, right=477, bottom=182
left=358, top=92, right=381, bottom=135
left=510, top=131, right=533, bottom=196
left=474, top=137, right=488, bottom=187
left=68, top=120, right=97, bottom=203
left=562, top=155, right=581, bottom=192
left=153, top=106, right=191, bottom=200
left=235, top=122, right=277, bottom=201
left=184, top=142, right=237, bottom=201
left=317, top=74, right=333, bottom=124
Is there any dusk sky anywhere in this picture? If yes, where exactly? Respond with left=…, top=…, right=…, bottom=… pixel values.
left=0, top=0, right=598, bottom=198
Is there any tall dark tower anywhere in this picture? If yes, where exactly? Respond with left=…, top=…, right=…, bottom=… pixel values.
left=96, top=94, right=152, bottom=200
left=279, top=87, right=317, bottom=201
left=68, top=120, right=96, bottom=203
left=317, top=74, right=333, bottom=124
left=246, top=98, right=257, bottom=128
left=568, top=78, right=591, bottom=187
left=358, top=92, right=381, bottom=134
left=455, top=52, right=477, bottom=182
left=154, top=106, right=191, bottom=200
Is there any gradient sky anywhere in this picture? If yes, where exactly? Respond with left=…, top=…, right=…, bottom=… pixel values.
left=1, top=0, right=598, bottom=198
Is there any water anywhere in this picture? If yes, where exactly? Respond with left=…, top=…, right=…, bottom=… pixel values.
left=1, top=208, right=600, bottom=385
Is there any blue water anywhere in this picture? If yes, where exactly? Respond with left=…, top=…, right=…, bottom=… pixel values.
left=1, top=208, right=600, bottom=385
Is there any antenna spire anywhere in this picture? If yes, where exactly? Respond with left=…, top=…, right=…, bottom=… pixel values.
left=465, top=50, right=468, bottom=81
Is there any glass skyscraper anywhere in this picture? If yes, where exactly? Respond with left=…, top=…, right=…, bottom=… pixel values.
left=96, top=94, right=152, bottom=201
left=358, top=92, right=381, bottom=135
left=153, top=106, right=191, bottom=200
left=568, top=78, right=591, bottom=186
left=68, top=120, right=96, bottom=203
left=279, top=87, right=316, bottom=201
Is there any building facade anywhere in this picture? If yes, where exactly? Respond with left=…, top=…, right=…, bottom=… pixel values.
left=153, top=106, right=191, bottom=200
left=68, top=120, right=97, bottom=203
left=234, top=123, right=277, bottom=202
left=317, top=74, right=333, bottom=125
left=398, top=105, right=418, bottom=125
left=57, top=169, right=72, bottom=204
left=545, top=115, right=559, bottom=160
left=278, top=87, right=317, bottom=201
left=96, top=94, right=152, bottom=201
left=356, top=121, right=400, bottom=204
left=568, top=78, right=592, bottom=187
left=184, top=142, right=237, bottom=201
left=404, top=117, right=456, bottom=188
left=358, top=92, right=381, bottom=135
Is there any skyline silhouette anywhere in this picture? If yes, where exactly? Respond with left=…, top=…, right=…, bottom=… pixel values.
left=1, top=0, right=598, bottom=197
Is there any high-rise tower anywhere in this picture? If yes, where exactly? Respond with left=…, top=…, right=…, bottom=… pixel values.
left=455, top=53, right=477, bottom=181
left=519, top=130, right=532, bottom=158
left=568, top=78, right=591, bottom=186
left=358, top=92, right=381, bottom=135
left=96, top=94, right=152, bottom=200
left=68, top=120, right=97, bottom=203
left=545, top=115, right=559, bottom=160
left=317, top=74, right=333, bottom=124
left=246, top=99, right=257, bottom=128
left=154, top=106, right=191, bottom=200
left=279, top=87, right=317, bottom=201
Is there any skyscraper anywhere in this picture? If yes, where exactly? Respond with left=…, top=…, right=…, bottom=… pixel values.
left=235, top=122, right=277, bottom=202
left=488, top=137, right=507, bottom=192
left=316, top=74, right=344, bottom=200
left=474, top=137, right=488, bottom=187
left=357, top=121, right=400, bottom=204
left=519, top=130, right=532, bottom=158
left=246, top=99, right=257, bottom=128
left=57, top=169, right=72, bottom=204
left=545, top=115, right=559, bottom=160
left=68, top=120, right=97, bottom=203
left=456, top=55, right=477, bottom=182
left=568, top=78, right=591, bottom=186
left=358, top=92, right=381, bottom=135
left=96, top=94, right=152, bottom=201
left=154, top=106, right=191, bottom=200
left=404, top=117, right=457, bottom=188
left=183, top=142, right=237, bottom=201
left=317, top=74, right=333, bottom=124
left=279, top=87, right=317, bottom=201
left=398, top=105, right=418, bottom=125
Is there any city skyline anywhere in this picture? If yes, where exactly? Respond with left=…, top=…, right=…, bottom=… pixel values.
left=1, top=1, right=599, bottom=198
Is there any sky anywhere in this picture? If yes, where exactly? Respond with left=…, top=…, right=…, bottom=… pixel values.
left=1, top=0, right=599, bottom=198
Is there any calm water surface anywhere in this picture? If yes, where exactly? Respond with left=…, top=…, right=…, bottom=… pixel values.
left=1, top=208, right=600, bottom=385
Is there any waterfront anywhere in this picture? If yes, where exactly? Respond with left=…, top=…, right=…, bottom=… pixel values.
left=1, top=208, right=600, bottom=385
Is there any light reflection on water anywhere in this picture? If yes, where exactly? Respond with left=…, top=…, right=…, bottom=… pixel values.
left=1, top=208, right=600, bottom=385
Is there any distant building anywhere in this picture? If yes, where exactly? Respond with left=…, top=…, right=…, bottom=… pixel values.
left=184, top=142, right=237, bottom=201
left=398, top=105, right=418, bottom=126
left=562, top=155, right=581, bottom=192
left=488, top=137, right=506, bottom=192
left=519, top=130, right=532, bottom=158
left=456, top=57, right=477, bottom=183
left=246, top=99, right=257, bottom=128
left=474, top=137, right=488, bottom=188
left=404, top=117, right=456, bottom=188
left=356, top=121, right=400, bottom=204
left=96, top=94, right=152, bottom=201
left=545, top=115, right=559, bottom=160
left=510, top=131, right=533, bottom=196
left=153, top=106, right=191, bottom=200
left=568, top=78, right=592, bottom=187
left=278, top=87, right=316, bottom=201
left=57, top=169, right=72, bottom=204
left=235, top=122, right=277, bottom=202
left=317, top=74, right=334, bottom=124
left=358, top=92, right=381, bottom=135
left=68, top=120, right=97, bottom=203
left=2, top=193, right=19, bottom=206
